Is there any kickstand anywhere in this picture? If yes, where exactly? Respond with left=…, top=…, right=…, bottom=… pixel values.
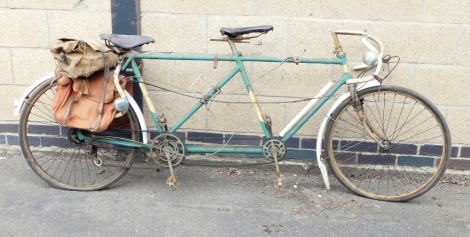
left=165, top=151, right=179, bottom=190
left=272, top=152, right=284, bottom=188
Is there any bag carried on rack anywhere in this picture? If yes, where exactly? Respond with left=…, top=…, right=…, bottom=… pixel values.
left=51, top=69, right=129, bottom=132
left=50, top=38, right=135, bottom=132
left=50, top=38, right=120, bottom=78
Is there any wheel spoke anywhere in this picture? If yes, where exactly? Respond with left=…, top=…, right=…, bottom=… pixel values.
left=326, top=86, right=449, bottom=201
left=19, top=79, right=141, bottom=191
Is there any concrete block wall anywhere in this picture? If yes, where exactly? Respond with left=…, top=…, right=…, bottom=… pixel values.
left=138, top=0, right=470, bottom=143
left=0, top=0, right=112, bottom=121
left=1, top=0, right=469, bottom=167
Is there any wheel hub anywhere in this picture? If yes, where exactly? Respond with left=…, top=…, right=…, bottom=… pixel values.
left=381, top=140, right=392, bottom=152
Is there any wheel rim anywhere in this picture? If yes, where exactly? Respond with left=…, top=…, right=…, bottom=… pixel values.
left=326, top=87, right=449, bottom=201
left=19, top=79, right=140, bottom=191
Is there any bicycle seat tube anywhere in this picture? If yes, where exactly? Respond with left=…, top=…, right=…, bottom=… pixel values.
left=226, top=38, right=273, bottom=138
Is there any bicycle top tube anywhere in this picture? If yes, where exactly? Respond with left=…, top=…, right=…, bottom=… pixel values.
left=114, top=28, right=384, bottom=84
left=121, top=53, right=347, bottom=74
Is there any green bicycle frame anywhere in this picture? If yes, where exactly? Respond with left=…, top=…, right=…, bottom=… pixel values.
left=91, top=39, right=352, bottom=155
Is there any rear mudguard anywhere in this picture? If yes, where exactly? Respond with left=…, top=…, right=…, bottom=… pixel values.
left=13, top=73, right=148, bottom=144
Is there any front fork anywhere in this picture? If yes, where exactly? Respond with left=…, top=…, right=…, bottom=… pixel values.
left=348, top=84, right=387, bottom=150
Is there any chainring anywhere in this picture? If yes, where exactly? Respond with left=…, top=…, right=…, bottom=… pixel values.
left=151, top=133, right=186, bottom=167
left=262, top=139, right=286, bottom=161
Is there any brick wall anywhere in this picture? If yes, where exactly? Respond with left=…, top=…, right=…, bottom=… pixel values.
left=1, top=0, right=469, bottom=167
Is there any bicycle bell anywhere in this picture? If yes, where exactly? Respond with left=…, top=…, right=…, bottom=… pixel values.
left=363, top=51, right=378, bottom=66
left=114, top=97, right=129, bottom=112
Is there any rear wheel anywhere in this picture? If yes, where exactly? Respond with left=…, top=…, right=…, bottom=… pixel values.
left=325, top=85, right=450, bottom=201
left=19, top=78, right=141, bottom=191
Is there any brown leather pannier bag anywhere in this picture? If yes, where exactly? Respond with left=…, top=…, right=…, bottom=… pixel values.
left=51, top=69, right=128, bottom=132
left=50, top=38, right=135, bottom=132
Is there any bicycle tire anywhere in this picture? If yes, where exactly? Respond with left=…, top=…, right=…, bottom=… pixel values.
left=324, top=85, right=450, bottom=201
left=19, top=77, right=142, bottom=191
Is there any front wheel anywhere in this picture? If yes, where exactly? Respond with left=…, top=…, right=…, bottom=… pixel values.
left=19, top=77, right=142, bottom=191
left=325, top=85, right=451, bottom=201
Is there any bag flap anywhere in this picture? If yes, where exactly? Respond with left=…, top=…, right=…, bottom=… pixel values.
left=84, top=39, right=120, bottom=54
left=51, top=38, right=118, bottom=53
left=72, top=70, right=126, bottom=103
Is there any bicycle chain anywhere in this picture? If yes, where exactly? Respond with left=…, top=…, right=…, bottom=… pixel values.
left=94, top=132, right=275, bottom=169
left=106, top=128, right=268, bottom=142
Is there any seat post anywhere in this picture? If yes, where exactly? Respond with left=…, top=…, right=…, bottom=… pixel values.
left=227, top=39, right=240, bottom=55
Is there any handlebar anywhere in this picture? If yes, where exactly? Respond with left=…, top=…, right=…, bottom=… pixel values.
left=332, top=30, right=385, bottom=84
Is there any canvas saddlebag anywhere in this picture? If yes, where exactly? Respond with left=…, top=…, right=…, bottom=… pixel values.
left=51, top=38, right=119, bottom=78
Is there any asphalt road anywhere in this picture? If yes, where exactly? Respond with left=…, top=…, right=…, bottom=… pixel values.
left=1, top=151, right=469, bottom=237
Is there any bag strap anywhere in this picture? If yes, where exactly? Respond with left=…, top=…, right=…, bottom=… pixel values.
left=91, top=50, right=110, bottom=132
left=61, top=78, right=86, bottom=124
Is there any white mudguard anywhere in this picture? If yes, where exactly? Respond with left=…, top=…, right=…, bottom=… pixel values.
left=13, top=73, right=148, bottom=144
left=316, top=80, right=380, bottom=189
left=14, top=73, right=55, bottom=116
